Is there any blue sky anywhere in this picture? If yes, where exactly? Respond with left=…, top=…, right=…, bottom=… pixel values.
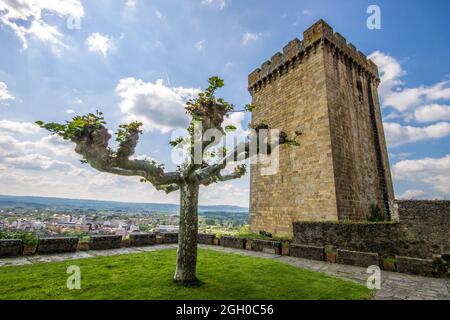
left=0, top=0, right=449, bottom=206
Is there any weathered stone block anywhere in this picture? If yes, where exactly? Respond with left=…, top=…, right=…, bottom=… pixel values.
left=161, top=233, right=178, bottom=244
left=251, top=239, right=282, bottom=255
left=337, top=249, right=379, bottom=267
left=396, top=256, right=436, bottom=277
left=198, top=233, right=215, bottom=245
left=0, top=239, right=22, bottom=257
left=37, top=237, right=79, bottom=255
left=220, top=236, right=245, bottom=249
left=290, top=244, right=324, bottom=261
left=130, top=233, right=156, bottom=247
left=89, top=235, right=122, bottom=250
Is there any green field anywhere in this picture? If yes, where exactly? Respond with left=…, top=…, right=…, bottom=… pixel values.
left=0, top=249, right=373, bottom=300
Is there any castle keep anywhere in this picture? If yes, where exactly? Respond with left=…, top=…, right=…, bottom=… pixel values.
left=249, top=20, right=395, bottom=236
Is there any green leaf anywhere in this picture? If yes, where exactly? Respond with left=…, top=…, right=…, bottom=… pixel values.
left=244, top=104, right=256, bottom=112
left=225, top=125, right=237, bottom=132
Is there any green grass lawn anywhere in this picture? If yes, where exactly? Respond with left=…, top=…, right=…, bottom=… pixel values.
left=0, top=249, right=373, bottom=300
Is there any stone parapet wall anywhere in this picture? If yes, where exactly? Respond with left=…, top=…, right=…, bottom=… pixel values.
left=220, top=236, right=246, bottom=249
left=0, top=240, right=22, bottom=258
left=89, top=235, right=122, bottom=250
left=161, top=233, right=178, bottom=244
left=37, top=237, right=79, bottom=255
left=198, top=233, right=215, bottom=245
left=250, top=239, right=282, bottom=255
left=130, top=233, right=156, bottom=247
left=290, top=244, right=325, bottom=261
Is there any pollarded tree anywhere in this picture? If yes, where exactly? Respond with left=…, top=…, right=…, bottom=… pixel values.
left=37, top=77, right=299, bottom=285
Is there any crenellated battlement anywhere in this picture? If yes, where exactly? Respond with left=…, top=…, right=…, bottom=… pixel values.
left=248, top=19, right=380, bottom=93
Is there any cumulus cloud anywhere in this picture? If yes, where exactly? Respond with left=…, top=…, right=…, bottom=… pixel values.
left=154, top=9, right=164, bottom=19
left=0, top=81, right=14, bottom=102
left=85, top=32, right=115, bottom=57
left=397, top=189, right=426, bottom=200
left=201, top=0, right=227, bottom=10
left=384, top=122, right=450, bottom=147
left=115, top=78, right=200, bottom=133
left=369, top=51, right=450, bottom=114
left=242, top=32, right=262, bottom=45
left=0, top=120, right=40, bottom=135
left=0, top=0, right=84, bottom=52
left=393, top=155, right=450, bottom=197
left=414, top=104, right=450, bottom=123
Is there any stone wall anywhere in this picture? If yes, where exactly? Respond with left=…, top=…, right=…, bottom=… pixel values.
left=293, top=200, right=450, bottom=259
left=161, top=233, right=178, bottom=244
left=198, top=233, right=215, bottom=245
left=89, top=235, right=122, bottom=250
left=0, top=240, right=22, bottom=258
left=37, top=237, right=79, bottom=255
left=130, top=233, right=156, bottom=247
left=250, top=239, right=282, bottom=255
left=220, top=236, right=246, bottom=249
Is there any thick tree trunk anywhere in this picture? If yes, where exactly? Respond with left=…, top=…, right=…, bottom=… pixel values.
left=174, top=181, right=199, bottom=284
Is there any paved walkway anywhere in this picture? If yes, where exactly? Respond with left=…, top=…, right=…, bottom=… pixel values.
left=1, top=244, right=449, bottom=300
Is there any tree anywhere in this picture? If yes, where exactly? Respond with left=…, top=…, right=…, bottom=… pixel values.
left=37, top=77, right=299, bottom=285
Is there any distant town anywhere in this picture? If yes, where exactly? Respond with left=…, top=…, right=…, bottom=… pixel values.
left=0, top=195, right=249, bottom=240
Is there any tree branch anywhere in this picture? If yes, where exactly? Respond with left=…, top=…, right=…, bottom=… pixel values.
left=73, top=126, right=181, bottom=187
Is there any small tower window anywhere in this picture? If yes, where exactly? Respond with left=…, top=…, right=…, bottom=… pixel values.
left=356, top=80, right=364, bottom=102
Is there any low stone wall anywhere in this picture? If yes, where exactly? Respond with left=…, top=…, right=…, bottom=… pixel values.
left=220, top=236, right=245, bottom=249
left=396, top=256, right=436, bottom=277
left=198, top=233, right=215, bottom=245
left=89, top=235, right=122, bottom=250
left=293, top=201, right=450, bottom=259
left=290, top=244, right=324, bottom=261
left=37, top=237, right=79, bottom=255
left=251, top=239, right=282, bottom=255
left=0, top=240, right=22, bottom=257
left=161, top=233, right=178, bottom=244
left=130, top=233, right=156, bottom=247
left=337, top=249, right=379, bottom=268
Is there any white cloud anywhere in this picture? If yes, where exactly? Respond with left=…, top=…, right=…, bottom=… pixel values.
left=0, top=81, right=14, bottom=102
left=201, top=0, right=227, bottom=10
left=384, top=122, right=450, bottom=147
left=154, top=9, right=164, bottom=19
left=302, top=9, right=312, bottom=15
left=115, top=78, right=200, bottom=133
left=195, top=40, right=205, bottom=51
left=393, top=155, right=450, bottom=197
left=85, top=33, right=115, bottom=57
left=0, top=0, right=84, bottom=52
left=369, top=51, right=450, bottom=113
left=397, top=189, right=426, bottom=200
left=125, top=0, right=136, bottom=9
left=242, top=32, right=262, bottom=45
left=65, top=109, right=76, bottom=114
left=0, top=120, right=40, bottom=135
left=414, top=104, right=450, bottom=123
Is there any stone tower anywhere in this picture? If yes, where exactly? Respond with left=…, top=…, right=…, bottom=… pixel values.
left=248, top=20, right=395, bottom=236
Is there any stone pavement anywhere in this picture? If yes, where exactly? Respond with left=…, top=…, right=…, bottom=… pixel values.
left=1, top=244, right=449, bottom=300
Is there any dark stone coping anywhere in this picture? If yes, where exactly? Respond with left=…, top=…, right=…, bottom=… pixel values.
left=89, top=235, right=122, bottom=250
left=0, top=239, right=22, bottom=258
left=161, top=233, right=178, bottom=244
left=37, top=237, right=79, bottom=255
left=290, top=244, right=325, bottom=261
left=250, top=239, right=282, bottom=255
left=198, top=233, right=215, bottom=245
left=130, top=233, right=156, bottom=247
left=220, top=236, right=246, bottom=249
left=337, top=249, right=379, bottom=268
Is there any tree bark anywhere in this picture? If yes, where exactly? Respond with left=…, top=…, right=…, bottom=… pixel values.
left=174, top=181, right=199, bottom=284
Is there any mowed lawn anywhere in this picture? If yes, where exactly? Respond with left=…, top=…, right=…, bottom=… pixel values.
left=0, top=249, right=373, bottom=300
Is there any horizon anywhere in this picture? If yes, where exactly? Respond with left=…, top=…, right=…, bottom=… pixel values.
left=1, top=0, right=450, bottom=206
